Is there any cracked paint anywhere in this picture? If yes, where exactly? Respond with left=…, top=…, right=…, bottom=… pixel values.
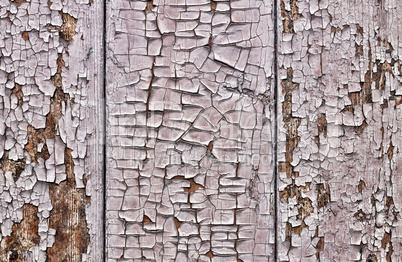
left=3, top=0, right=402, bottom=260
left=0, top=204, right=39, bottom=261
left=278, top=0, right=402, bottom=261
left=0, top=0, right=103, bottom=260
left=106, top=0, right=276, bottom=260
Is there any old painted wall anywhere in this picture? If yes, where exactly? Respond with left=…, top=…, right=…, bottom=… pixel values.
left=2, top=0, right=402, bottom=261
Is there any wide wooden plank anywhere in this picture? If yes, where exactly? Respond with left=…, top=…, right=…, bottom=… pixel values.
left=277, top=0, right=402, bottom=261
left=0, top=0, right=104, bottom=261
left=105, top=0, right=276, bottom=260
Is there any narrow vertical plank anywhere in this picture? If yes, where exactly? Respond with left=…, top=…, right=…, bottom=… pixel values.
left=0, top=0, right=104, bottom=261
left=106, top=0, right=276, bottom=260
left=277, top=0, right=402, bottom=261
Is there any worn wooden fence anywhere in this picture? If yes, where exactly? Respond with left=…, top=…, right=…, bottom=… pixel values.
left=0, top=0, right=401, bottom=261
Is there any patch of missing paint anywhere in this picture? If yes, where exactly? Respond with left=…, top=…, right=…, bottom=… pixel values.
left=0, top=205, right=40, bottom=261
left=280, top=0, right=300, bottom=34
left=0, top=151, right=26, bottom=182
left=59, top=13, right=77, bottom=43
left=11, top=84, right=23, bottom=106
left=316, top=183, right=330, bottom=209
left=280, top=182, right=313, bottom=223
left=316, top=113, right=327, bottom=136
left=47, top=148, right=90, bottom=261
left=10, top=0, right=26, bottom=7
left=25, top=54, right=69, bottom=162
left=210, top=0, right=217, bottom=12
left=22, top=51, right=90, bottom=260
left=280, top=68, right=301, bottom=178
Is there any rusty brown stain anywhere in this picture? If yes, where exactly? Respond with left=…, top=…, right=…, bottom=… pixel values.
left=47, top=148, right=90, bottom=261
left=45, top=51, right=89, bottom=260
left=280, top=0, right=300, bottom=34
left=279, top=181, right=310, bottom=202
left=285, top=222, right=305, bottom=242
left=315, top=236, right=324, bottom=260
left=0, top=205, right=40, bottom=262
left=359, top=43, right=394, bottom=105
left=387, top=142, right=394, bottom=161
left=316, top=113, right=327, bottom=136
left=281, top=68, right=301, bottom=178
left=210, top=0, right=217, bottom=12
left=174, top=217, right=182, bottom=229
left=381, top=231, right=393, bottom=262
left=0, top=151, right=26, bottom=182
left=355, top=43, right=364, bottom=57
left=21, top=31, right=29, bottom=41
left=11, top=84, right=23, bottom=106
left=183, top=178, right=203, bottom=193
left=316, top=183, right=330, bottom=209
left=382, top=231, right=391, bottom=249
left=143, top=215, right=152, bottom=223
left=22, top=52, right=90, bottom=260
left=281, top=180, right=315, bottom=238
left=381, top=98, right=389, bottom=109
left=354, top=120, right=368, bottom=135
left=59, top=13, right=77, bottom=43
left=358, top=179, right=366, bottom=193
left=25, top=54, right=68, bottom=162
left=10, top=0, right=26, bottom=7
left=297, top=197, right=313, bottom=220
left=356, top=24, right=363, bottom=35
left=354, top=209, right=368, bottom=222
left=206, top=250, right=213, bottom=258
left=207, top=140, right=213, bottom=153
left=145, top=0, right=154, bottom=12
left=171, top=175, right=203, bottom=197
left=386, top=196, right=394, bottom=209
left=348, top=92, right=361, bottom=107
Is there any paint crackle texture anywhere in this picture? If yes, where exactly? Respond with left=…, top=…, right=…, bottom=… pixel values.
left=0, top=0, right=103, bottom=261
left=3, top=0, right=402, bottom=261
left=106, top=0, right=276, bottom=261
left=277, top=0, right=402, bottom=261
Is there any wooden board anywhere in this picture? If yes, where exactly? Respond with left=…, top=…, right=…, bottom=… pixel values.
left=0, top=0, right=104, bottom=261
left=277, top=0, right=402, bottom=261
left=105, top=0, right=276, bottom=260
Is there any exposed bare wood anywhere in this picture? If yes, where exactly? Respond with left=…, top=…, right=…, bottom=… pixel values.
left=0, top=0, right=104, bottom=260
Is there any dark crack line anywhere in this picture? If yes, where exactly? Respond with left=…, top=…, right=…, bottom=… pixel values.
left=273, top=0, right=279, bottom=261
left=102, top=0, right=107, bottom=261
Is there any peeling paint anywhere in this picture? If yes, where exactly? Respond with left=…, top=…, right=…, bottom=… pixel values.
left=0, top=205, right=40, bottom=261
left=47, top=148, right=90, bottom=261
left=278, top=0, right=402, bottom=260
left=0, top=0, right=102, bottom=260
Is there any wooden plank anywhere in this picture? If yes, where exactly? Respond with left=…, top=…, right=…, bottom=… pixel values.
left=0, top=0, right=104, bottom=260
left=277, top=0, right=402, bottom=261
left=105, top=0, right=276, bottom=260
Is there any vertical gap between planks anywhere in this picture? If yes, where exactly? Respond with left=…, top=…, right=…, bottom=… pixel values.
left=102, top=0, right=107, bottom=260
left=273, top=0, right=279, bottom=260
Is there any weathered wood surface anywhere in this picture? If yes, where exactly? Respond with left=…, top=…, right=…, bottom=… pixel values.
left=0, top=0, right=104, bottom=261
left=105, top=0, right=276, bottom=261
left=277, top=0, right=402, bottom=261
left=2, top=0, right=402, bottom=260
